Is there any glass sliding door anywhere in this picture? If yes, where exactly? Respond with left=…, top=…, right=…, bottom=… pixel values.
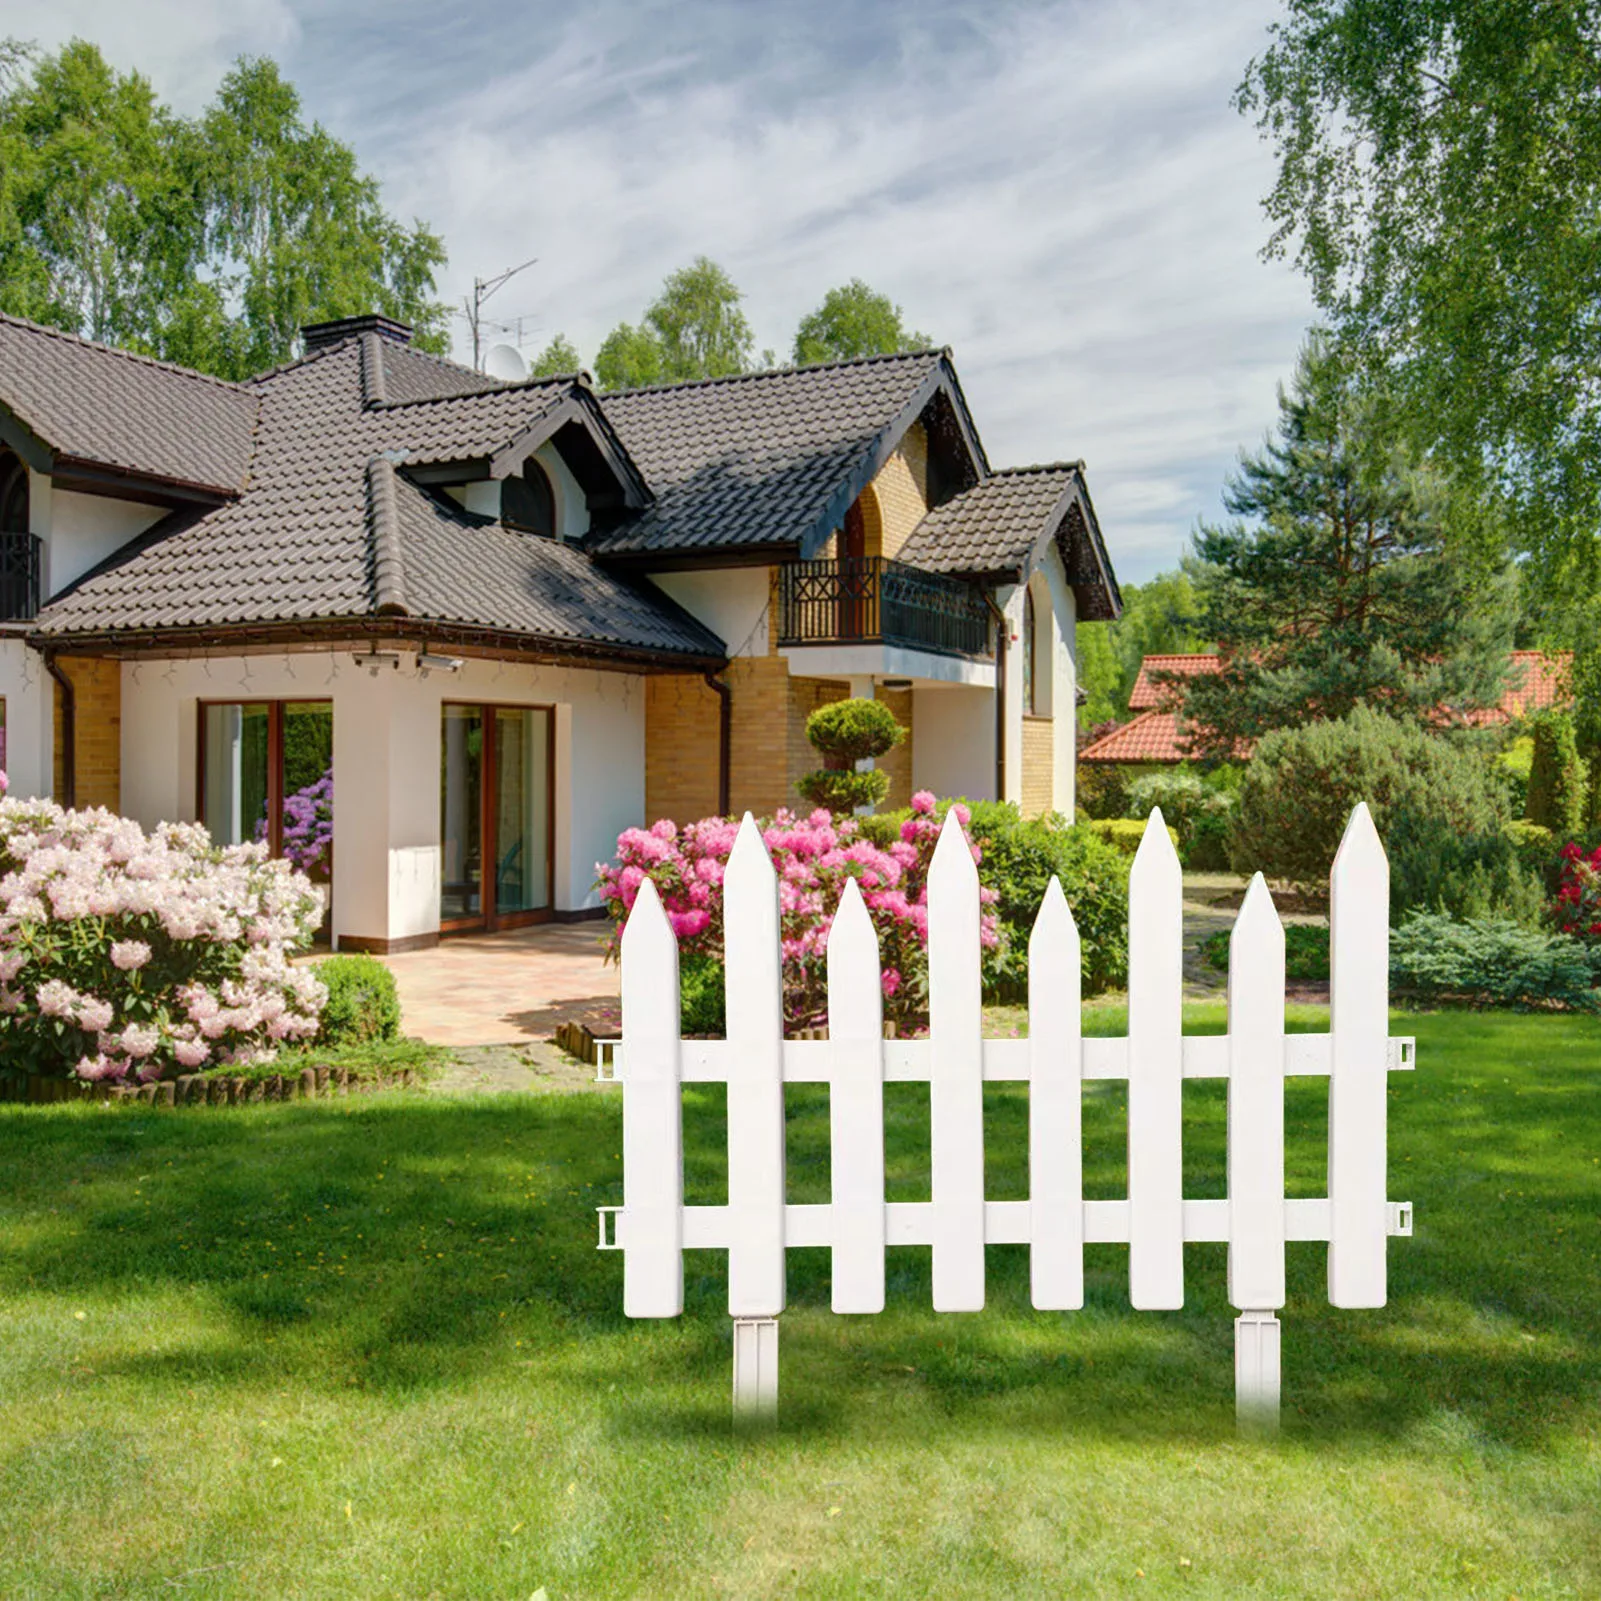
left=440, top=702, right=553, bottom=931
left=202, top=702, right=271, bottom=847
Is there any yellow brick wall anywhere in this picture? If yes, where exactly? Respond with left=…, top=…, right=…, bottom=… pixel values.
left=876, top=686, right=915, bottom=810
left=869, top=422, right=929, bottom=561
left=644, top=673, right=723, bottom=824
left=52, top=656, right=121, bottom=810
left=1022, top=716, right=1054, bottom=819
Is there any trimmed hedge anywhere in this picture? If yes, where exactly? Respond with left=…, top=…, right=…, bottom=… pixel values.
left=314, top=954, right=401, bottom=1046
left=1085, top=818, right=1181, bottom=857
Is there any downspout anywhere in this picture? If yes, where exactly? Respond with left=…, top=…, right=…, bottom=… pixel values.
left=983, top=592, right=1007, bottom=804
left=43, top=647, right=75, bottom=808
left=703, top=669, right=732, bottom=817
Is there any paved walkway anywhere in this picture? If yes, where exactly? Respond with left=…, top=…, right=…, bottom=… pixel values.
left=379, top=921, right=619, bottom=1047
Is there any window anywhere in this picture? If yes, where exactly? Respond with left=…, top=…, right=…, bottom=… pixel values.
left=502, top=460, right=556, bottom=537
left=0, top=448, right=35, bottom=623
left=1022, top=588, right=1038, bottom=715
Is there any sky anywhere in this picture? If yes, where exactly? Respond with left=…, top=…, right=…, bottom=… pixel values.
left=0, top=0, right=1317, bottom=583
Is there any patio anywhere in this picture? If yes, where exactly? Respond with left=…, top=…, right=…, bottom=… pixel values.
left=376, top=920, right=618, bottom=1048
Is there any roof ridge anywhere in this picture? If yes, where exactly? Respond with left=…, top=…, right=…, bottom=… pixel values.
left=602, top=346, right=943, bottom=400
left=0, top=310, right=252, bottom=395
left=985, top=460, right=1086, bottom=477
left=369, top=375, right=571, bottom=413
left=365, top=456, right=410, bottom=617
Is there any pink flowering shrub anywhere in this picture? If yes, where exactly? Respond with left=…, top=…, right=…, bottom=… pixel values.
left=0, top=770, right=327, bottom=1082
left=595, top=791, right=998, bottom=1031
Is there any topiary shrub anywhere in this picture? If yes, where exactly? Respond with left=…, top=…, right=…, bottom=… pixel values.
left=797, top=697, right=905, bottom=815
left=1526, top=709, right=1588, bottom=836
left=314, top=954, right=401, bottom=1046
left=1389, top=912, right=1598, bottom=1010
left=1231, top=708, right=1511, bottom=896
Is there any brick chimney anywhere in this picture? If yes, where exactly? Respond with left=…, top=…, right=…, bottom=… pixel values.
left=301, top=314, right=413, bottom=353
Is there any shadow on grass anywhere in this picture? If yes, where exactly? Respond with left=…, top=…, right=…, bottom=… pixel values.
left=1, top=1010, right=1597, bottom=1452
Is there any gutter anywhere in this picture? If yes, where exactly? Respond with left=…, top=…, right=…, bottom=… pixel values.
left=703, top=670, right=732, bottom=815
left=42, top=648, right=74, bottom=808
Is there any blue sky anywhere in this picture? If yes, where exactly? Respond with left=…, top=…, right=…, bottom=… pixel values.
left=1, top=0, right=1316, bottom=582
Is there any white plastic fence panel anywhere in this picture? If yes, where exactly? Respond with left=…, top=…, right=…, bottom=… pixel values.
left=1329, top=802, right=1389, bottom=1307
left=1127, top=809, right=1185, bottom=1309
left=827, top=877, right=886, bottom=1313
left=927, top=807, right=986, bottom=1311
left=1028, top=876, right=1083, bottom=1309
left=723, top=814, right=787, bottom=1318
left=620, top=876, right=683, bottom=1317
left=1227, top=874, right=1286, bottom=1310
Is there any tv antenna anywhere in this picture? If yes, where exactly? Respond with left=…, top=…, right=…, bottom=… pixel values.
left=465, top=256, right=538, bottom=372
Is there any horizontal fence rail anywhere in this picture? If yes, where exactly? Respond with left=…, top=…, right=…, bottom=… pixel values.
left=600, top=804, right=1412, bottom=1431
left=775, top=556, right=991, bottom=659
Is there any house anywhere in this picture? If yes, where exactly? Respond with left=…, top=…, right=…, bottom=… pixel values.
left=0, top=312, right=1122, bottom=950
left=1078, top=649, right=1569, bottom=767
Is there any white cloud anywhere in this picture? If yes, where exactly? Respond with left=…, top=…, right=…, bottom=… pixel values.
left=0, top=0, right=1315, bottom=581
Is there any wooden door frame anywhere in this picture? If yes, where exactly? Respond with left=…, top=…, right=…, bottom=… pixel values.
left=196, top=698, right=332, bottom=859
left=439, top=699, right=557, bottom=936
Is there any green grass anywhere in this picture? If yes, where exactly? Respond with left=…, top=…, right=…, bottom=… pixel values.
left=1, top=1007, right=1598, bottom=1598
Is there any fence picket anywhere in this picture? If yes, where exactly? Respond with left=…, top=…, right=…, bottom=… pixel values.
left=927, top=806, right=986, bottom=1311
left=724, top=813, right=787, bottom=1318
left=620, top=875, right=683, bottom=1317
left=1227, top=873, right=1286, bottom=1311
left=827, top=877, right=886, bottom=1313
left=1127, top=808, right=1185, bottom=1309
left=1028, top=876, right=1083, bottom=1309
left=1329, top=802, right=1389, bottom=1308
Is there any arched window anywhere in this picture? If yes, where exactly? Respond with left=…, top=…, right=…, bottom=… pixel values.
left=0, top=448, right=27, bottom=533
left=502, top=459, right=556, bottom=537
left=1021, top=587, right=1038, bottom=715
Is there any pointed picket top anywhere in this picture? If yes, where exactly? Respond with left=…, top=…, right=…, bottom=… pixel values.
left=1029, top=874, right=1080, bottom=971
left=1229, top=873, right=1284, bottom=970
left=727, top=809, right=777, bottom=884
left=827, top=875, right=883, bottom=1037
left=929, top=802, right=980, bottom=893
left=1132, top=804, right=1183, bottom=879
left=621, top=872, right=674, bottom=962
left=1332, top=801, right=1387, bottom=891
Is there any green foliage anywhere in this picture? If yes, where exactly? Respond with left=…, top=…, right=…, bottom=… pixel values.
left=1074, top=763, right=1138, bottom=820
left=1525, top=710, right=1588, bottom=837
left=792, top=279, right=930, bottom=366
left=1084, top=818, right=1179, bottom=857
left=1203, top=922, right=1331, bottom=981
left=1123, top=771, right=1237, bottom=870
left=1076, top=570, right=1204, bottom=725
left=1385, top=812, right=1546, bottom=927
left=1389, top=913, right=1598, bottom=1011
left=0, top=42, right=448, bottom=376
left=804, top=697, right=905, bottom=763
left=1237, top=1, right=1601, bottom=580
left=313, top=955, right=400, bottom=1047
left=794, top=768, right=890, bottom=813
left=1182, top=335, right=1516, bottom=759
left=594, top=257, right=752, bottom=390
left=1235, top=707, right=1513, bottom=895
left=528, top=333, right=581, bottom=377
left=1499, top=735, right=1534, bottom=817
left=678, top=953, right=725, bottom=1036
left=963, top=805, right=1130, bottom=995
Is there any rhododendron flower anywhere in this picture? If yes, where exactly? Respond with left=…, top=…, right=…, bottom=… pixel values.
left=110, top=939, right=152, bottom=971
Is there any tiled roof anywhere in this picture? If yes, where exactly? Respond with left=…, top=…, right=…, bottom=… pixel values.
left=1086, top=649, right=1574, bottom=764
left=0, top=313, right=258, bottom=494
left=896, top=463, right=1122, bottom=619
left=591, top=351, right=950, bottom=556
left=35, top=337, right=720, bottom=661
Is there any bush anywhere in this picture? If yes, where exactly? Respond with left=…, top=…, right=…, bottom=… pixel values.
left=679, top=952, right=726, bottom=1034
left=1499, top=735, right=1534, bottom=817
left=794, top=767, right=890, bottom=813
left=1390, top=912, right=1598, bottom=1010
left=1075, top=763, right=1136, bottom=820
left=1233, top=708, right=1511, bottom=891
left=1554, top=842, right=1601, bottom=940
left=803, top=698, right=905, bottom=762
left=1386, top=812, right=1547, bottom=926
left=1124, top=771, right=1237, bottom=869
left=1203, top=922, right=1330, bottom=981
left=963, top=803, right=1131, bottom=995
left=1085, top=818, right=1180, bottom=857
left=314, top=954, right=401, bottom=1046
left=0, top=777, right=326, bottom=1081
left=1526, top=710, right=1588, bottom=836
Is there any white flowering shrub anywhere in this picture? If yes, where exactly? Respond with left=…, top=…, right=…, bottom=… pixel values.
left=0, top=773, right=328, bottom=1081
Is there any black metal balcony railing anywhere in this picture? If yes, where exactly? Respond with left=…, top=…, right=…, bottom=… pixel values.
left=776, top=556, right=991, bottom=659
left=0, top=532, right=41, bottom=622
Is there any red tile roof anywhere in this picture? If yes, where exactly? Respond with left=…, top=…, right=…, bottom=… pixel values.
left=1084, top=650, right=1572, bottom=765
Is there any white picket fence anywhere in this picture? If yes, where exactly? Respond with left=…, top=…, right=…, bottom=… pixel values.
left=597, top=804, right=1414, bottom=1432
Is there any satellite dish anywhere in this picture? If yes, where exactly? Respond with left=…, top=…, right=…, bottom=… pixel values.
left=483, top=343, right=528, bottom=382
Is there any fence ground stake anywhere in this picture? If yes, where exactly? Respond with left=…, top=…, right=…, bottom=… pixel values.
left=1235, top=1310, right=1280, bottom=1436
left=732, top=1317, right=778, bottom=1424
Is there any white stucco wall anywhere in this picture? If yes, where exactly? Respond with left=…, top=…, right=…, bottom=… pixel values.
left=912, top=684, right=996, bottom=802
left=648, top=566, right=768, bottom=657
left=442, top=440, right=592, bottom=540
left=0, top=637, right=52, bottom=799
left=119, top=648, right=644, bottom=944
left=1039, top=545, right=1079, bottom=815
left=27, top=473, right=164, bottom=597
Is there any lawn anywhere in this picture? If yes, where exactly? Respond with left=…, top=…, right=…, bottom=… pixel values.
left=0, top=1007, right=1597, bottom=1599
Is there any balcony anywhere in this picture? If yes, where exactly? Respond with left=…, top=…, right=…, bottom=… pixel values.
left=0, top=533, right=41, bottom=622
left=776, top=556, right=991, bottom=660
